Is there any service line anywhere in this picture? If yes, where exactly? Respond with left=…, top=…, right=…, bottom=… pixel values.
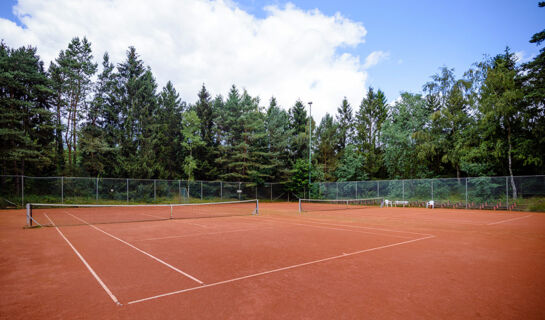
left=67, top=213, right=204, bottom=285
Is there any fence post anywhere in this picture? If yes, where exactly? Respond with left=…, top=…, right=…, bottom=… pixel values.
left=506, top=176, right=509, bottom=210
left=126, top=178, right=129, bottom=203
left=431, top=179, right=434, bottom=202
left=61, top=176, right=64, bottom=204
left=465, top=178, right=468, bottom=209
left=355, top=182, right=358, bottom=199
left=96, top=177, right=99, bottom=202
left=21, top=175, right=24, bottom=207
left=270, top=184, right=273, bottom=201
left=154, top=179, right=157, bottom=202
left=201, top=181, right=203, bottom=200
left=377, top=181, right=380, bottom=197
left=238, top=182, right=241, bottom=200
left=336, top=181, right=339, bottom=200
left=220, top=181, right=223, bottom=200
left=402, top=180, right=405, bottom=201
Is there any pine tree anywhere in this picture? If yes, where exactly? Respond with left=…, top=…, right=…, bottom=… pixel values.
left=194, top=84, right=218, bottom=180
left=336, top=97, right=353, bottom=151
left=115, top=47, right=160, bottom=178
left=49, top=37, right=97, bottom=174
left=156, top=81, right=184, bottom=179
left=355, top=87, right=387, bottom=178
left=0, top=43, right=55, bottom=176
left=315, top=113, right=338, bottom=180
left=265, top=97, right=292, bottom=181
left=289, top=100, right=308, bottom=161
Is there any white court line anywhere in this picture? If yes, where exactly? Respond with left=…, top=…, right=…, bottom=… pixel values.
left=136, top=226, right=275, bottom=242
left=279, top=216, right=434, bottom=237
left=486, top=215, right=532, bottom=226
left=256, top=216, right=415, bottom=239
left=128, top=234, right=435, bottom=305
left=44, top=213, right=121, bottom=306
left=67, top=213, right=204, bottom=285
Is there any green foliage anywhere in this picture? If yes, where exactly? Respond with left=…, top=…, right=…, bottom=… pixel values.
left=0, top=43, right=55, bottom=175
left=2, top=26, right=545, bottom=188
left=334, top=145, right=367, bottom=181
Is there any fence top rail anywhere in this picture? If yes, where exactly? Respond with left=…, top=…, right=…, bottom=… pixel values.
left=2, top=174, right=544, bottom=185
left=28, top=199, right=258, bottom=208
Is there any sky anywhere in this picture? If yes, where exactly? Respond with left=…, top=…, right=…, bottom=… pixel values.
left=0, top=0, right=543, bottom=121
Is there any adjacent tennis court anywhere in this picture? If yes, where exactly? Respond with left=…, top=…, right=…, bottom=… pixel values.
left=2, top=201, right=545, bottom=319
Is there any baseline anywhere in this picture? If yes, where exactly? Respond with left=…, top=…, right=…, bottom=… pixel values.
left=486, top=215, right=532, bottom=226
left=128, top=234, right=435, bottom=305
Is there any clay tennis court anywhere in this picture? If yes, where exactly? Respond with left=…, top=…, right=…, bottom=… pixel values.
left=1, top=202, right=545, bottom=319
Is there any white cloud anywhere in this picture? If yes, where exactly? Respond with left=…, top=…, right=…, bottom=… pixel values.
left=514, top=50, right=534, bottom=64
left=363, top=50, right=389, bottom=69
left=1, top=0, right=371, bottom=120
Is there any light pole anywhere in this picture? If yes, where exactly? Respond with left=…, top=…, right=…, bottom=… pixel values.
left=308, top=101, right=312, bottom=193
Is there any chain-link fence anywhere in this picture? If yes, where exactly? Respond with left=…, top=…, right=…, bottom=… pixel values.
left=1, top=175, right=543, bottom=211
left=0, top=175, right=291, bottom=207
left=312, top=176, right=545, bottom=211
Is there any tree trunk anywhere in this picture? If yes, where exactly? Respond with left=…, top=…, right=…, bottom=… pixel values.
left=507, top=123, right=517, bottom=199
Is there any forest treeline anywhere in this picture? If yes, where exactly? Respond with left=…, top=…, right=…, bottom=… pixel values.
left=1, top=5, right=544, bottom=195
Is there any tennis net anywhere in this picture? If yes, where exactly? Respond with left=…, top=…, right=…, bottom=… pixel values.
left=299, top=198, right=384, bottom=213
left=26, top=199, right=259, bottom=227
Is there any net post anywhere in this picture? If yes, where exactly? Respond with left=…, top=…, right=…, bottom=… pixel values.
left=298, top=199, right=302, bottom=213
left=255, top=199, right=259, bottom=215
left=26, top=203, right=31, bottom=227
left=170, top=204, right=173, bottom=219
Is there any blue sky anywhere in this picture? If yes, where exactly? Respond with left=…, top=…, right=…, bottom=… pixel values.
left=0, top=0, right=543, bottom=114
left=236, top=0, right=544, bottom=100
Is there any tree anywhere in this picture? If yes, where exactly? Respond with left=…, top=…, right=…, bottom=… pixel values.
left=264, top=97, right=292, bottom=181
left=336, top=97, right=353, bottom=150
left=315, top=113, right=338, bottom=180
left=0, top=43, right=55, bottom=176
left=478, top=48, right=525, bottom=198
left=289, top=100, right=309, bottom=161
left=355, top=87, right=387, bottom=178
left=155, top=81, right=184, bottom=179
left=194, top=84, right=218, bottom=180
left=520, top=2, right=545, bottom=173
left=181, top=110, right=203, bottom=181
left=49, top=37, right=97, bottom=174
left=381, top=93, right=431, bottom=179
left=423, top=67, right=473, bottom=179
left=115, top=47, right=161, bottom=178
left=334, top=145, right=367, bottom=181
left=79, top=52, right=116, bottom=176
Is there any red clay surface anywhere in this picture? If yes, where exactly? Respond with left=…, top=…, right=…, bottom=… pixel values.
left=1, top=203, right=545, bottom=319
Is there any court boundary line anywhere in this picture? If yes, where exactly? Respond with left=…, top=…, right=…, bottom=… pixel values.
left=260, top=215, right=434, bottom=237
left=44, top=213, right=122, bottom=306
left=254, top=216, right=415, bottom=239
left=135, top=226, right=276, bottom=242
left=127, top=234, right=435, bottom=305
left=486, top=215, right=532, bottom=226
left=67, top=213, right=204, bottom=285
